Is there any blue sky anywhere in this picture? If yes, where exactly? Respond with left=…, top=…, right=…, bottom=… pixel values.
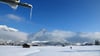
left=0, top=0, right=100, bottom=33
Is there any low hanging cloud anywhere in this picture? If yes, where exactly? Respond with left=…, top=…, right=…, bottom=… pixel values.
left=79, top=32, right=100, bottom=40
left=0, top=25, right=28, bottom=41
left=48, top=30, right=77, bottom=42
left=29, top=29, right=77, bottom=43
left=29, top=29, right=100, bottom=43
left=50, top=30, right=76, bottom=38
left=0, top=25, right=100, bottom=43
left=0, top=25, right=18, bottom=32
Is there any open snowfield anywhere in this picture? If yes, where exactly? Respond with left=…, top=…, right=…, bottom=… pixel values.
left=0, top=46, right=100, bottom=56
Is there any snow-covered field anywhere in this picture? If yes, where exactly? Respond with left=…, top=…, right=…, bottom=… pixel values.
left=0, top=46, right=100, bottom=56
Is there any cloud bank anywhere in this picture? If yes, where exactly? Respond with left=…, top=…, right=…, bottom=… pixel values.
left=0, top=25, right=100, bottom=43
left=79, top=32, right=100, bottom=40
left=29, top=29, right=100, bottom=43
left=0, top=25, right=28, bottom=41
left=0, top=25, right=18, bottom=32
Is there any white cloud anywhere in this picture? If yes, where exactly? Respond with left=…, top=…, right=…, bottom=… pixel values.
left=79, top=32, right=100, bottom=40
left=29, top=29, right=77, bottom=42
left=0, top=25, right=18, bottom=32
left=29, top=29, right=100, bottom=43
left=0, top=25, right=28, bottom=41
left=0, top=31, right=28, bottom=41
left=50, top=30, right=76, bottom=38
left=48, top=30, right=77, bottom=42
left=7, top=14, right=22, bottom=21
left=1, top=25, right=100, bottom=43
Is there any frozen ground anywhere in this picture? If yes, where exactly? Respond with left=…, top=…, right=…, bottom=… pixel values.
left=0, top=46, right=100, bottom=56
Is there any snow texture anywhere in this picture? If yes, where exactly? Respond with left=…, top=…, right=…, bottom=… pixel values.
left=0, top=46, right=100, bottom=56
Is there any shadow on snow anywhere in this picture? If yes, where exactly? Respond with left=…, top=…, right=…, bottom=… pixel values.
left=60, top=50, right=100, bottom=52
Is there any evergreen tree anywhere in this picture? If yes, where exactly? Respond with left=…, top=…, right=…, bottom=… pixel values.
left=95, top=40, right=100, bottom=45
